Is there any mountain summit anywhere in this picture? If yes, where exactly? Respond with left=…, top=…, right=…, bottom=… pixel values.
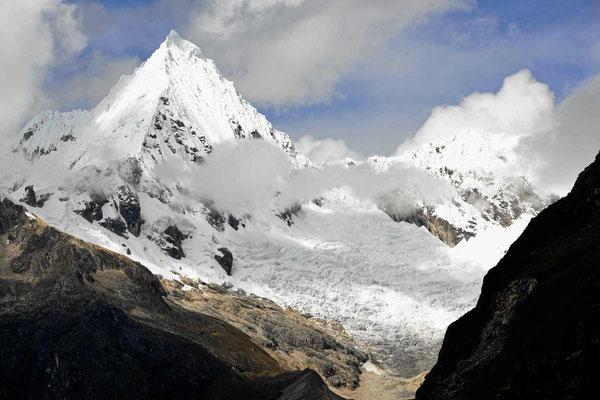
left=9, top=30, right=298, bottom=173
left=0, top=31, right=552, bottom=384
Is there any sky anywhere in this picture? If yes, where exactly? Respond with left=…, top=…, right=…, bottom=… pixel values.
left=1, top=0, right=599, bottom=192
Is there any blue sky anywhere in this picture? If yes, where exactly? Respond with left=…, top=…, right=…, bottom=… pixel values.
left=57, top=0, right=600, bottom=155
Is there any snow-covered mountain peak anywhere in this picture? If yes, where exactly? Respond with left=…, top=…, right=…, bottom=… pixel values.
left=0, top=30, right=556, bottom=383
left=397, top=130, right=522, bottom=178
left=9, top=30, right=299, bottom=174
left=371, top=130, right=522, bottom=179
left=164, top=29, right=189, bottom=49
left=368, top=130, right=548, bottom=246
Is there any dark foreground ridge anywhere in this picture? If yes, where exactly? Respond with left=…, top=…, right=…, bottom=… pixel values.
left=0, top=198, right=344, bottom=400
left=416, top=152, right=600, bottom=399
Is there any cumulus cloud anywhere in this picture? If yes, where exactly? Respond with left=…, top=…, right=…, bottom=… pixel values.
left=396, top=69, right=555, bottom=153
left=184, top=0, right=460, bottom=107
left=295, top=135, right=361, bottom=163
left=0, top=0, right=87, bottom=139
left=519, top=74, right=600, bottom=195
left=397, top=69, right=600, bottom=195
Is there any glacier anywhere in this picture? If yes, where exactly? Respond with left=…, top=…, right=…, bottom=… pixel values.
left=0, top=30, right=549, bottom=377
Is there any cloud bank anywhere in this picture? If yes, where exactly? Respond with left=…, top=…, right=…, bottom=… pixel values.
left=520, top=74, right=600, bottom=194
left=294, top=136, right=361, bottom=164
left=154, top=140, right=452, bottom=217
left=184, top=0, right=460, bottom=107
left=397, top=69, right=600, bottom=195
left=396, top=69, right=555, bottom=153
left=0, top=0, right=86, bottom=139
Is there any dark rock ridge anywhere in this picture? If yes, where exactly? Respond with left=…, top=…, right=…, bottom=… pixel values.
left=99, top=217, right=128, bottom=238
left=0, top=198, right=344, bottom=400
left=75, top=194, right=108, bottom=222
left=228, top=213, right=241, bottom=230
left=19, top=185, right=51, bottom=208
left=278, top=203, right=303, bottom=227
left=214, top=247, right=234, bottom=275
left=416, top=151, right=600, bottom=400
left=204, top=203, right=226, bottom=232
left=73, top=188, right=142, bottom=239
left=117, top=186, right=143, bottom=237
left=162, top=225, right=186, bottom=259
left=387, top=205, right=474, bottom=247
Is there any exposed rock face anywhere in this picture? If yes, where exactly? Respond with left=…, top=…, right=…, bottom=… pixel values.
left=75, top=194, right=108, bottom=222
left=373, top=131, right=549, bottom=246
left=214, top=247, right=233, bottom=275
left=416, top=151, right=600, bottom=400
left=389, top=206, right=473, bottom=247
left=162, top=225, right=186, bottom=259
left=0, top=198, right=344, bottom=400
left=205, top=204, right=226, bottom=232
left=20, top=185, right=37, bottom=207
left=228, top=214, right=241, bottom=230
left=19, top=185, right=50, bottom=208
left=99, top=217, right=128, bottom=238
left=278, top=203, right=303, bottom=227
left=117, top=186, right=143, bottom=237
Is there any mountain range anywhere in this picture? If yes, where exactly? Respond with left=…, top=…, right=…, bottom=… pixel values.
left=0, top=31, right=569, bottom=398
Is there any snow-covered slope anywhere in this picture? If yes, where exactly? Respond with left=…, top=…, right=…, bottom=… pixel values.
left=9, top=30, right=301, bottom=173
left=0, top=31, right=550, bottom=382
left=370, top=130, right=549, bottom=246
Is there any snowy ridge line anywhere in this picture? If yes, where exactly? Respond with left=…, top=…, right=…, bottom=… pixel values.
left=0, top=30, right=550, bottom=378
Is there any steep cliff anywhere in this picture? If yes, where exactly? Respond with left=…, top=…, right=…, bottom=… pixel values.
left=415, top=151, right=600, bottom=399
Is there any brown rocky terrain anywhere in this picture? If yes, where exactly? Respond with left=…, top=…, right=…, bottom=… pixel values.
left=0, top=197, right=345, bottom=400
left=162, top=277, right=369, bottom=390
left=416, top=152, right=600, bottom=399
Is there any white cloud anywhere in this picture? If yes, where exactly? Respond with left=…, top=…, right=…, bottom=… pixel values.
left=396, top=69, right=555, bottom=153
left=184, top=0, right=461, bottom=107
left=295, top=135, right=360, bottom=163
left=154, top=139, right=452, bottom=217
left=280, top=161, right=453, bottom=215
left=0, top=0, right=87, bottom=139
left=519, top=74, right=600, bottom=195
left=154, top=140, right=292, bottom=214
left=397, top=69, right=600, bottom=195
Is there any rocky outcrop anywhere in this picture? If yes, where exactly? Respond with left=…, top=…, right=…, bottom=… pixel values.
left=228, top=214, right=241, bottom=230
left=163, top=278, right=369, bottom=391
left=388, top=206, right=473, bottom=247
left=204, top=204, right=226, bottom=232
left=416, top=151, right=600, bottom=399
left=75, top=194, right=108, bottom=222
left=278, top=203, right=303, bottom=227
left=19, top=185, right=51, bottom=208
left=0, top=197, right=345, bottom=400
left=162, top=225, right=186, bottom=259
left=214, top=247, right=233, bottom=275
left=99, top=217, right=128, bottom=238
left=373, top=131, right=550, bottom=246
left=20, top=185, right=37, bottom=206
left=117, top=186, right=143, bottom=237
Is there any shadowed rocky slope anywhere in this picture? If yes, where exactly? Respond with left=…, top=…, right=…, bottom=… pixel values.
left=162, top=278, right=368, bottom=391
left=416, top=152, right=600, bottom=400
left=0, top=198, right=343, bottom=400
